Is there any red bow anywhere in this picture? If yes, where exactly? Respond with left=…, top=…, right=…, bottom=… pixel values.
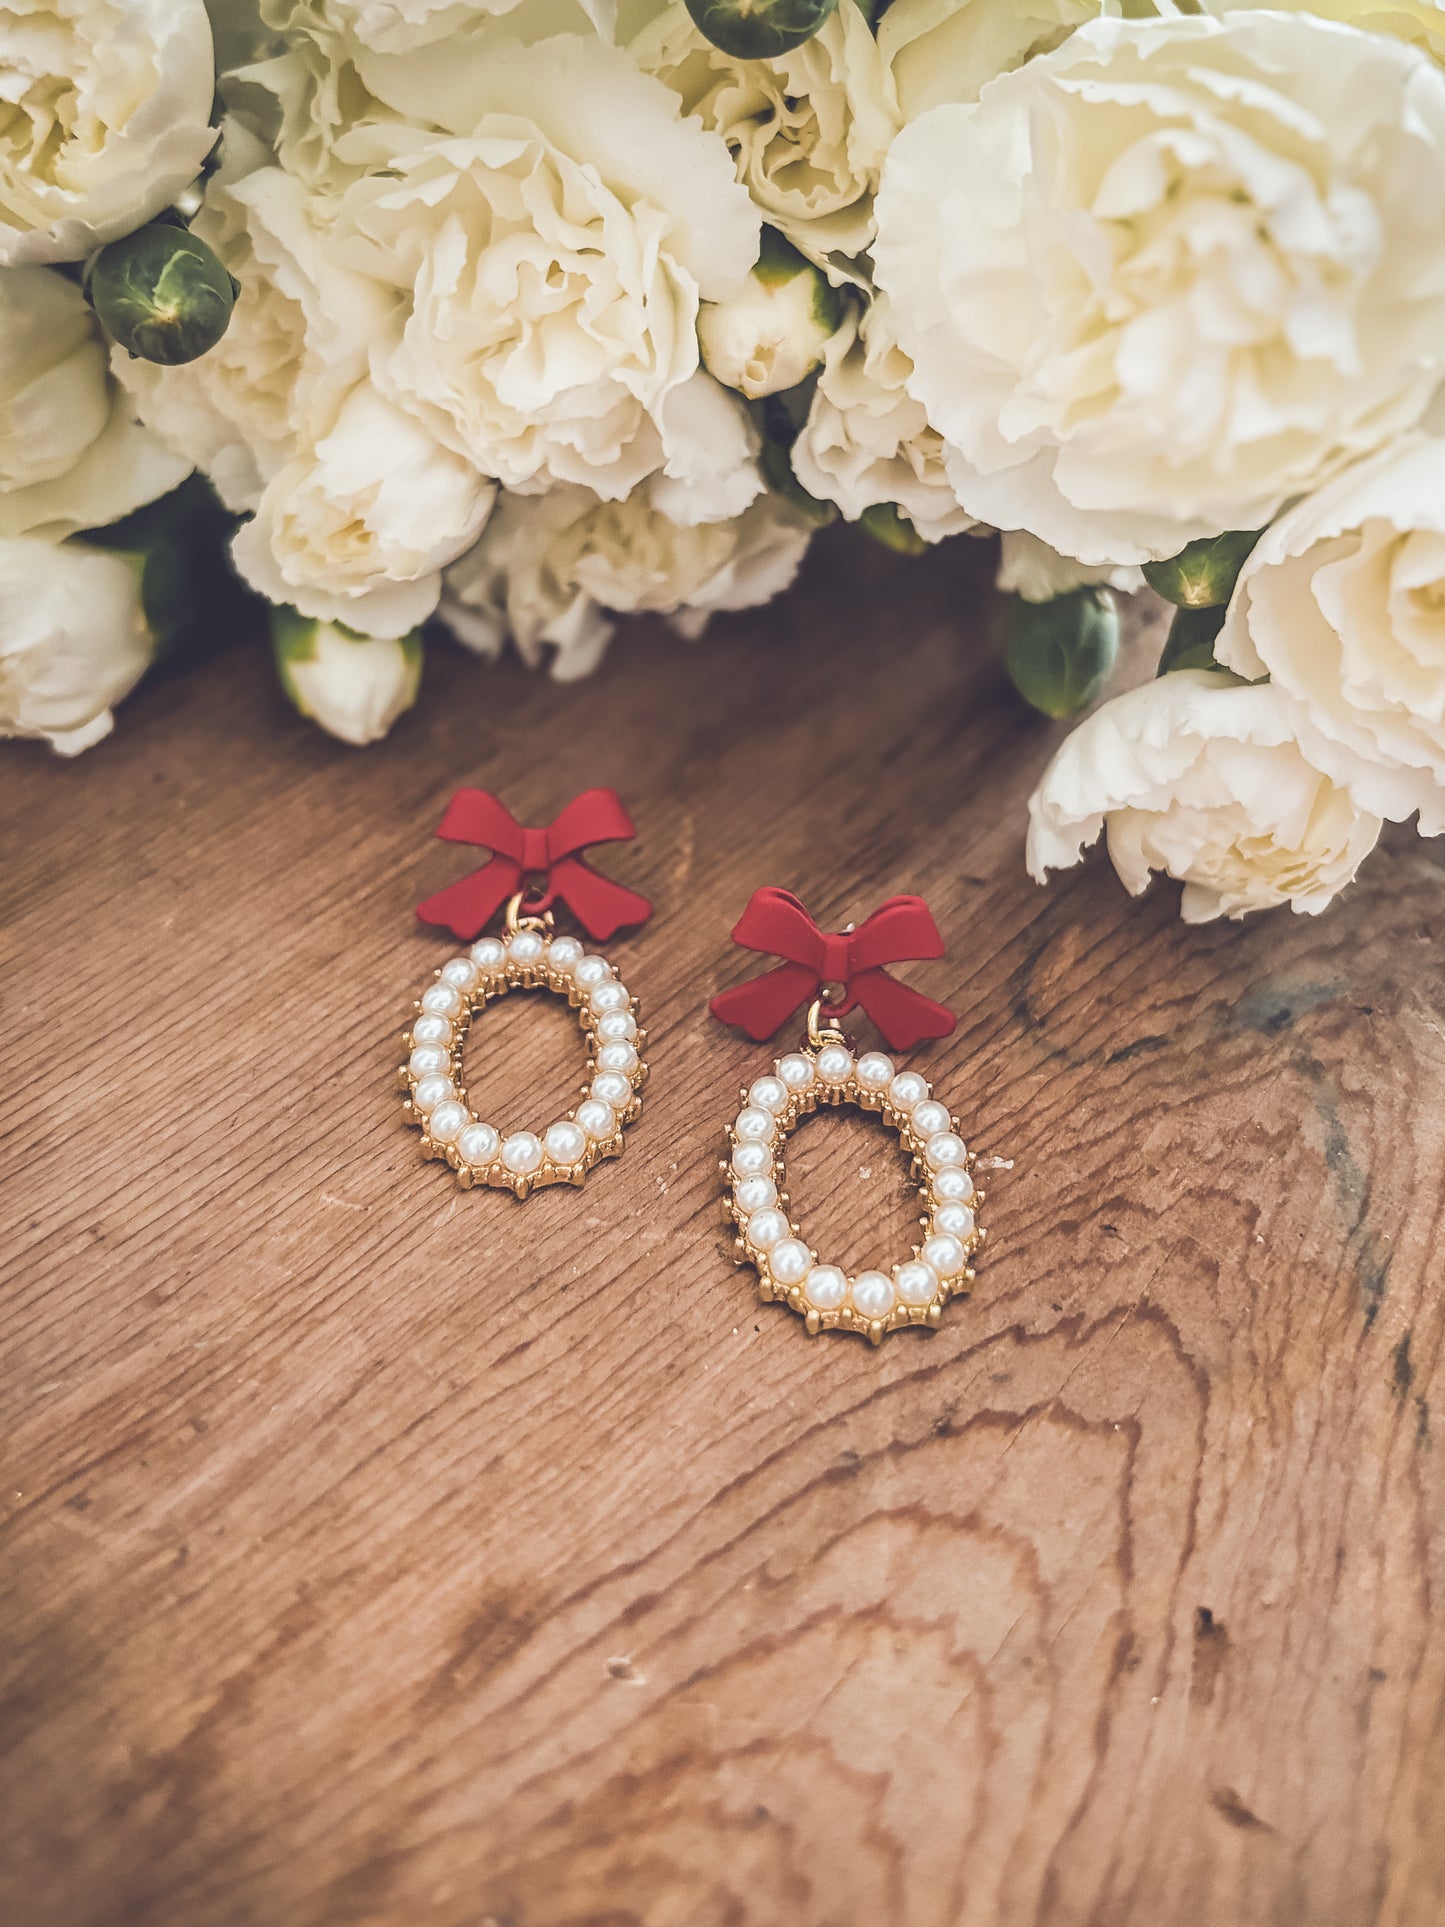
left=709, top=888, right=956, bottom=1051
left=415, top=789, right=652, bottom=942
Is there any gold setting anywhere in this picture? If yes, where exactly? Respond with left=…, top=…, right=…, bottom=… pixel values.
left=722, top=1029, right=986, bottom=1344
left=399, top=922, right=647, bottom=1198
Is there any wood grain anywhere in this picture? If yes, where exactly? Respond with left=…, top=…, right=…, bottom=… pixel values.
left=3, top=531, right=1445, bottom=1927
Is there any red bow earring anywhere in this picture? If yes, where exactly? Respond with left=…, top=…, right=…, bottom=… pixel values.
left=710, top=888, right=987, bottom=1344
left=400, top=789, right=652, bottom=1199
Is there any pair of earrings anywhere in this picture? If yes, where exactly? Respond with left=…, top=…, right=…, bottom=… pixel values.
left=399, top=788, right=987, bottom=1344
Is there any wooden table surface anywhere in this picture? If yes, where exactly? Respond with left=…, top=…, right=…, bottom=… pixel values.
left=4, top=531, right=1445, bottom=1927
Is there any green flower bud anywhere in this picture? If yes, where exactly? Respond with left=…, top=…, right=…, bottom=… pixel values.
left=1006, top=586, right=1119, bottom=720
left=860, top=502, right=928, bottom=556
left=698, top=229, right=841, bottom=400
left=87, top=224, right=237, bottom=366
left=1157, top=603, right=1227, bottom=677
left=272, top=606, right=423, bottom=747
left=685, top=0, right=839, bottom=60
left=1142, top=529, right=1259, bottom=609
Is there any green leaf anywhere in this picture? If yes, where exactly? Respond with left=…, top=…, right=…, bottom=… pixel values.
left=1157, top=603, right=1227, bottom=676
left=859, top=502, right=927, bottom=555
left=1006, top=587, right=1119, bottom=719
left=1142, top=529, right=1259, bottom=609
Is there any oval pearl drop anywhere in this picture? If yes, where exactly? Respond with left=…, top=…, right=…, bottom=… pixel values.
left=592, top=1071, right=632, bottom=1110
left=816, top=1046, right=854, bottom=1085
left=470, top=938, right=506, bottom=970
left=888, top=1071, right=929, bottom=1111
left=595, top=1011, right=637, bottom=1043
left=768, top=1239, right=811, bottom=1287
left=412, top=1075, right=454, bottom=1112
left=428, top=1101, right=469, bottom=1144
left=420, top=984, right=461, bottom=1016
left=734, top=1107, right=775, bottom=1145
left=596, top=1041, right=639, bottom=1077
left=547, top=936, right=583, bottom=972
left=457, top=1123, right=499, bottom=1165
left=573, top=956, right=611, bottom=989
left=748, top=1076, right=789, bottom=1115
left=777, top=1053, right=815, bottom=1089
left=746, top=1209, right=790, bottom=1251
left=851, top=1271, right=895, bottom=1317
left=501, top=1132, right=543, bottom=1175
left=441, top=958, right=479, bottom=990
left=507, top=931, right=545, bottom=964
left=932, top=1166, right=976, bottom=1204
left=932, top=1203, right=976, bottom=1241
left=895, top=1260, right=941, bottom=1305
left=411, top=1014, right=452, bottom=1046
left=545, top=1120, right=587, bottom=1165
left=925, top=1132, right=968, bottom=1170
left=576, top=1099, right=617, bottom=1140
left=731, top=1141, right=771, bottom=1178
left=855, top=1052, right=894, bottom=1090
left=911, top=1100, right=952, bottom=1139
left=733, top=1175, right=778, bottom=1216
left=409, top=1045, right=449, bottom=1078
left=921, top=1235, right=967, bottom=1279
left=590, top=982, right=629, bottom=1016
left=805, top=1266, right=848, bottom=1311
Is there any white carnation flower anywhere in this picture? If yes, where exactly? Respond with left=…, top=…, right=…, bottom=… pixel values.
left=1217, top=434, right=1445, bottom=835
left=791, top=300, right=974, bottom=543
left=996, top=532, right=1144, bottom=603
left=631, top=0, right=899, bottom=276
left=0, top=265, right=189, bottom=540
left=877, top=0, right=1100, bottom=119
left=328, top=35, right=761, bottom=515
left=0, top=535, right=152, bottom=755
left=873, top=12, right=1445, bottom=565
left=0, top=0, right=217, bottom=265
left=441, top=481, right=814, bottom=679
left=231, top=386, right=496, bottom=638
left=1028, top=670, right=1382, bottom=921
left=114, top=122, right=389, bottom=516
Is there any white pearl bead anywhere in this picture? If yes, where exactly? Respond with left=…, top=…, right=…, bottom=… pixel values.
left=746, top=1208, right=791, bottom=1250
left=855, top=1052, right=894, bottom=1090
left=925, top=1132, right=968, bottom=1170
left=409, top=1045, right=449, bottom=1078
left=888, top=1071, right=929, bottom=1111
left=596, top=1041, right=639, bottom=1076
left=589, top=981, right=629, bottom=1016
left=932, top=1166, right=976, bottom=1203
left=777, top=1053, right=816, bottom=1089
left=457, top=1122, right=499, bottom=1165
left=547, top=936, right=584, bottom=972
left=911, top=1100, right=952, bottom=1139
left=768, top=1239, right=811, bottom=1287
left=576, top=1099, right=617, bottom=1140
left=501, top=1131, right=543, bottom=1175
left=804, top=1265, right=848, bottom=1311
left=421, top=983, right=461, bottom=1016
left=816, top=1045, right=854, bottom=1085
left=731, top=1141, right=771, bottom=1178
left=595, top=1011, right=637, bottom=1043
left=508, top=931, right=546, bottom=964
left=932, top=1203, right=976, bottom=1241
left=412, top=1074, right=454, bottom=1112
left=734, top=1107, right=775, bottom=1145
left=573, top=955, right=611, bottom=989
left=440, top=957, right=479, bottom=990
left=469, top=937, right=506, bottom=970
left=748, top=1075, right=789, bottom=1115
left=921, top=1234, right=967, bottom=1279
left=428, top=1101, right=469, bottom=1144
left=852, top=1270, right=895, bottom=1317
left=591, top=1071, right=633, bottom=1110
left=733, top=1175, right=778, bottom=1216
left=895, top=1259, right=941, bottom=1305
left=544, top=1120, right=587, bottom=1165
left=411, top=1013, right=452, bottom=1046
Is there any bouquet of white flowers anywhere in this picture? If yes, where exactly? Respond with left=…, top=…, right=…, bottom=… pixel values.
left=6, top=0, right=1445, bottom=924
